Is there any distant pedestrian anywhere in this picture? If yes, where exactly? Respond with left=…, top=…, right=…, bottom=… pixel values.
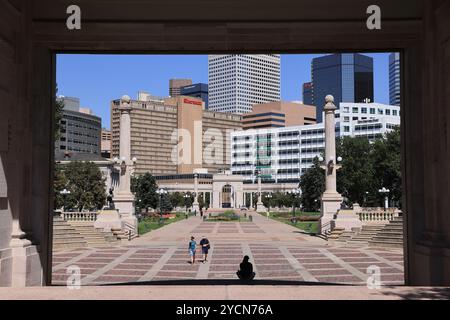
left=188, top=236, right=197, bottom=264
left=199, top=236, right=210, bottom=263
left=236, top=255, right=255, bottom=280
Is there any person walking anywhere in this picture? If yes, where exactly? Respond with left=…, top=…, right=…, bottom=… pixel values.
left=236, top=255, right=255, bottom=280
left=188, top=236, right=197, bottom=264
left=199, top=236, right=210, bottom=263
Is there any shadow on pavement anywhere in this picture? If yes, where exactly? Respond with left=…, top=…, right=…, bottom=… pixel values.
left=378, top=286, right=450, bottom=300
left=93, top=279, right=355, bottom=287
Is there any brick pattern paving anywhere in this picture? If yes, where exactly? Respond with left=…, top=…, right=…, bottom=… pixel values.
left=52, top=243, right=404, bottom=286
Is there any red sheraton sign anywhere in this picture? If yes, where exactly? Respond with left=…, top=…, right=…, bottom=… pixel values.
left=183, top=98, right=202, bottom=106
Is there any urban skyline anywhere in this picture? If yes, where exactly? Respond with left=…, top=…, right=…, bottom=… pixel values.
left=56, top=53, right=393, bottom=129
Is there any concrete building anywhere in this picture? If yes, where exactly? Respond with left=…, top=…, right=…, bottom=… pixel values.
left=310, top=53, right=374, bottom=122
left=180, top=83, right=209, bottom=108
left=389, top=53, right=401, bottom=106
left=302, top=82, right=313, bottom=106
left=231, top=102, right=400, bottom=184
left=169, top=79, right=192, bottom=97
left=242, top=101, right=316, bottom=130
left=110, top=95, right=242, bottom=176
left=101, top=129, right=112, bottom=158
left=55, top=96, right=102, bottom=155
left=208, top=54, right=280, bottom=114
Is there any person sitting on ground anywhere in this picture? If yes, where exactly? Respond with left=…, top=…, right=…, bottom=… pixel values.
left=236, top=255, right=255, bottom=280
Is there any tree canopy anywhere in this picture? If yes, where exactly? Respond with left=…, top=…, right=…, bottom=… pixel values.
left=54, top=161, right=106, bottom=211
left=131, top=172, right=159, bottom=212
left=299, top=126, right=401, bottom=209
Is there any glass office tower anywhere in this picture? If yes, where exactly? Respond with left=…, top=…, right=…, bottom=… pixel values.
left=389, top=52, right=401, bottom=106
left=311, top=53, right=374, bottom=122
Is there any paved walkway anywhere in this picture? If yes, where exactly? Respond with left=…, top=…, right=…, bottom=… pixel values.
left=52, top=213, right=404, bottom=286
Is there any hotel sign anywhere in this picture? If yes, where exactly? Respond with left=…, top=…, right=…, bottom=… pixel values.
left=183, top=98, right=202, bottom=106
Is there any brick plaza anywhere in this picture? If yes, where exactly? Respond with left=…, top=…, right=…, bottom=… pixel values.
left=52, top=213, right=404, bottom=286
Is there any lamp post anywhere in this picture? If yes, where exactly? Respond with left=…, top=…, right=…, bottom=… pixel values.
left=60, top=188, right=71, bottom=212
left=156, top=188, right=168, bottom=218
left=364, top=191, right=369, bottom=207
left=378, top=187, right=390, bottom=211
left=184, top=193, right=190, bottom=213
left=266, top=193, right=273, bottom=219
left=288, top=188, right=301, bottom=218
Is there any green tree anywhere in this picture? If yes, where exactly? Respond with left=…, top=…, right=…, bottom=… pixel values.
left=55, top=162, right=106, bottom=211
left=159, top=193, right=173, bottom=213
left=131, top=172, right=159, bottom=213
left=299, top=157, right=325, bottom=212
left=53, top=164, right=69, bottom=210
left=336, top=136, right=375, bottom=206
left=371, top=126, right=402, bottom=207
left=54, top=86, right=64, bottom=142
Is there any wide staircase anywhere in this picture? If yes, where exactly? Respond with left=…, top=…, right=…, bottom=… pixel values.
left=68, top=221, right=120, bottom=247
left=369, top=216, right=404, bottom=248
left=53, top=217, right=88, bottom=250
left=53, top=216, right=121, bottom=250
left=345, top=225, right=386, bottom=247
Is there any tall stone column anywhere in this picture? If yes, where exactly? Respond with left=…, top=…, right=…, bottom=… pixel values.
left=112, top=95, right=137, bottom=233
left=256, top=172, right=266, bottom=213
left=319, top=95, right=343, bottom=234
left=192, top=173, right=200, bottom=212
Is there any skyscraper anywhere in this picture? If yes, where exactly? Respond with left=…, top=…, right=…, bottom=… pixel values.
left=311, top=53, right=374, bottom=122
left=302, top=82, right=313, bottom=105
left=180, top=83, right=209, bottom=108
left=208, top=54, right=280, bottom=114
left=389, top=52, right=401, bottom=106
left=169, top=78, right=192, bottom=96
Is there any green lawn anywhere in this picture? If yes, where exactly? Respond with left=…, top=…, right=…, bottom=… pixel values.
left=266, top=211, right=320, bottom=234
left=138, top=212, right=187, bottom=235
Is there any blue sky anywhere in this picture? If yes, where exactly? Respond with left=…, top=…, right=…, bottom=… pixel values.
left=56, top=53, right=391, bottom=130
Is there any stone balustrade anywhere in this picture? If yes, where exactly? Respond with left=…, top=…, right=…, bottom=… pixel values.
left=357, top=209, right=400, bottom=224
left=60, top=212, right=98, bottom=222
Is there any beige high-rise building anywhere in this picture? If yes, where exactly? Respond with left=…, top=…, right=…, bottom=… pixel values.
left=242, top=101, right=316, bottom=130
left=111, top=95, right=242, bottom=175
left=169, top=79, right=192, bottom=97
left=101, top=128, right=112, bottom=158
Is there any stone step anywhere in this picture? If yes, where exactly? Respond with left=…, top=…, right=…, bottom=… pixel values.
left=370, top=235, right=403, bottom=241
left=369, top=240, right=403, bottom=248
left=53, top=238, right=88, bottom=245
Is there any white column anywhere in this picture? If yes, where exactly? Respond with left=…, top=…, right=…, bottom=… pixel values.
left=111, top=95, right=137, bottom=235
left=256, top=173, right=266, bottom=212
left=192, top=173, right=200, bottom=212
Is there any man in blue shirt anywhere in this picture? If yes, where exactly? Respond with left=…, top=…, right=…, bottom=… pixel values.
left=188, top=236, right=197, bottom=264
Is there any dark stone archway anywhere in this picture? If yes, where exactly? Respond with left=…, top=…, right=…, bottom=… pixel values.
left=1, top=0, right=450, bottom=286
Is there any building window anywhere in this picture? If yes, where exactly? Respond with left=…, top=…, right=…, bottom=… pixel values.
left=361, top=107, right=367, bottom=114
left=344, top=126, right=350, bottom=132
left=370, top=108, right=376, bottom=114
left=352, top=107, right=359, bottom=113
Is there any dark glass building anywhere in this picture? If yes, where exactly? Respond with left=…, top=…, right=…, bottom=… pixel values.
left=180, top=83, right=209, bottom=108
left=302, top=82, right=313, bottom=105
left=311, top=53, right=374, bottom=122
left=389, top=52, right=401, bottom=106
